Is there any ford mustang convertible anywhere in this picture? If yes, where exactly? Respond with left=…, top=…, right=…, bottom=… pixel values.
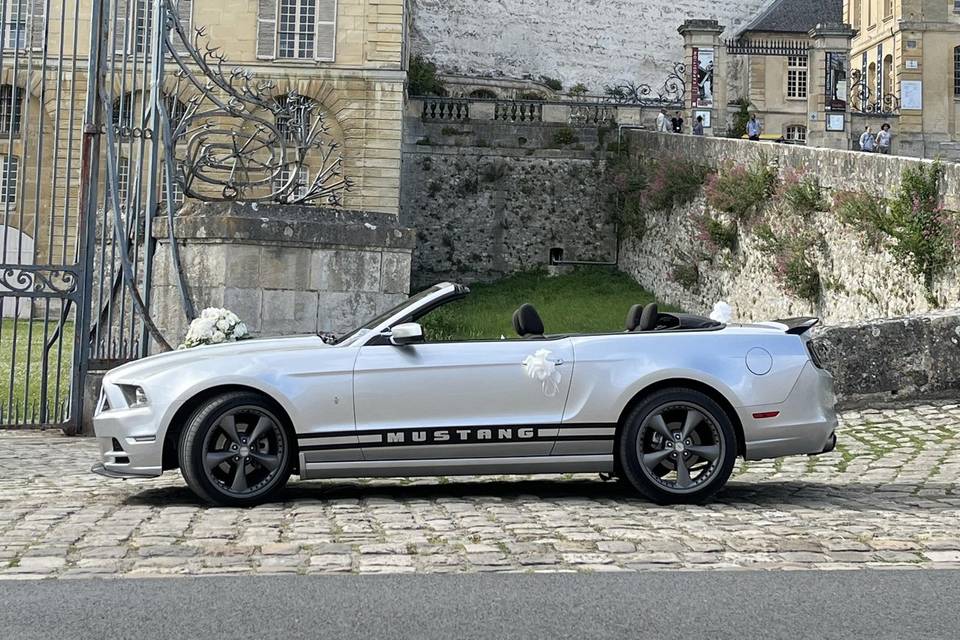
left=93, top=282, right=838, bottom=506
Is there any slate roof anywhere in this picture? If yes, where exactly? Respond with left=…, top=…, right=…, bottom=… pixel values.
left=739, top=0, right=843, bottom=35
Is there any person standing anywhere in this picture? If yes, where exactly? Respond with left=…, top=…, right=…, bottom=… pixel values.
left=693, top=115, right=705, bottom=136
left=859, top=125, right=876, bottom=152
left=746, top=115, right=761, bottom=141
left=876, top=123, right=893, bottom=154
left=656, top=108, right=670, bottom=133
left=672, top=111, right=685, bottom=133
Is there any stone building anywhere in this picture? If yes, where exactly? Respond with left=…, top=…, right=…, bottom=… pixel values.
left=736, top=0, right=845, bottom=145
left=846, top=0, right=960, bottom=159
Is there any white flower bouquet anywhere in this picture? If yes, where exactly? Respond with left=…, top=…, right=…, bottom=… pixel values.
left=180, top=308, right=250, bottom=349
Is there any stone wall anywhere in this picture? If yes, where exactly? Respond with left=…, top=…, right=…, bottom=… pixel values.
left=150, top=203, right=415, bottom=348
left=812, top=311, right=960, bottom=409
left=618, top=130, right=960, bottom=324
left=409, top=0, right=769, bottom=91
left=400, top=121, right=617, bottom=286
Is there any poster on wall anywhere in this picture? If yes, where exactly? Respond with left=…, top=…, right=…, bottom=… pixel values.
left=901, top=80, right=922, bottom=110
left=692, top=47, right=715, bottom=108
left=825, top=52, right=848, bottom=112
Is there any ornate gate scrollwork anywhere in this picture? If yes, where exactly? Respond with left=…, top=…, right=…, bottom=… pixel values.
left=159, top=0, right=352, bottom=205
left=603, top=63, right=686, bottom=107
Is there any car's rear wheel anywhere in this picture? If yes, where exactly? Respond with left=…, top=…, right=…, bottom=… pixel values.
left=179, top=392, right=293, bottom=507
left=618, top=388, right=737, bottom=504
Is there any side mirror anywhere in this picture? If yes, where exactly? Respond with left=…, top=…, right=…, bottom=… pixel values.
left=388, top=322, right=424, bottom=346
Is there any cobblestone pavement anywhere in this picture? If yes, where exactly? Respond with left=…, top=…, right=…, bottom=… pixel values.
left=2, top=403, right=960, bottom=579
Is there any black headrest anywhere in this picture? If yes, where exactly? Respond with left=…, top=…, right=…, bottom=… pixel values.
left=513, top=303, right=545, bottom=338
left=626, top=304, right=644, bottom=332
left=638, top=303, right=659, bottom=332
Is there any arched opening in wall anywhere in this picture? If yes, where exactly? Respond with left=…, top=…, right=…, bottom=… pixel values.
left=785, top=124, right=807, bottom=145
left=883, top=54, right=894, bottom=98
left=868, top=62, right=877, bottom=99
left=469, top=88, right=498, bottom=99
left=0, top=226, right=33, bottom=319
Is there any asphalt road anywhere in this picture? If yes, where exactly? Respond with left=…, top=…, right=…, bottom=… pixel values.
left=2, top=570, right=958, bottom=639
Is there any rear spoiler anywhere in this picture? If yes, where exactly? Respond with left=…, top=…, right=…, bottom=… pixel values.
left=774, top=317, right=820, bottom=335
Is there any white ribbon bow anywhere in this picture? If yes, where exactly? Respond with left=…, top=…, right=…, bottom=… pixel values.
left=710, top=301, right=733, bottom=324
left=522, top=349, right=562, bottom=398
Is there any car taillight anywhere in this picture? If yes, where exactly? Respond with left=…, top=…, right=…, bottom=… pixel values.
left=806, top=341, right=823, bottom=368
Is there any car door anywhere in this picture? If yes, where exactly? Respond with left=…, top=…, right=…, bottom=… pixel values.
left=353, top=338, right=575, bottom=460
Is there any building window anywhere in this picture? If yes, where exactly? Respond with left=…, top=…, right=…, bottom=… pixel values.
left=883, top=0, right=893, bottom=18
left=116, top=160, right=129, bottom=207
left=278, top=0, right=317, bottom=59
left=274, top=94, right=314, bottom=141
left=1, top=155, right=19, bottom=205
left=276, top=165, right=309, bottom=200
left=954, top=47, right=960, bottom=97
left=161, top=164, right=184, bottom=208
left=3, top=0, right=28, bottom=49
left=785, top=125, right=807, bottom=144
left=851, top=0, right=861, bottom=27
left=112, top=94, right=138, bottom=134
left=134, top=0, right=153, bottom=55
left=883, top=54, right=894, bottom=98
left=787, top=56, right=808, bottom=99
left=0, top=85, right=23, bottom=136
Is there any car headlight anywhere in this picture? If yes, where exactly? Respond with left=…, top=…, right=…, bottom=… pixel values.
left=118, top=385, right=149, bottom=408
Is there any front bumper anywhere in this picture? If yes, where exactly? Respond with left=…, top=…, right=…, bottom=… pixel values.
left=92, top=385, right=165, bottom=478
left=91, top=462, right=162, bottom=479
left=741, top=362, right=839, bottom=460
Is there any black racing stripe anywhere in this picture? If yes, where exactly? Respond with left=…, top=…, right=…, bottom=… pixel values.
left=299, top=433, right=615, bottom=452
left=296, top=429, right=357, bottom=440
left=296, top=423, right=617, bottom=440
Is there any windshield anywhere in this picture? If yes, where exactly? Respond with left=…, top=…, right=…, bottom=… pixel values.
left=332, top=285, right=444, bottom=345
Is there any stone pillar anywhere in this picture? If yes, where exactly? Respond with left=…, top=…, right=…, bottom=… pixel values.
left=808, top=23, right=856, bottom=150
left=150, top=203, right=416, bottom=351
left=678, top=20, right=727, bottom=135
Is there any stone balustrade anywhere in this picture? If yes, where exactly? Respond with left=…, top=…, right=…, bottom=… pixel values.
left=411, top=97, right=650, bottom=127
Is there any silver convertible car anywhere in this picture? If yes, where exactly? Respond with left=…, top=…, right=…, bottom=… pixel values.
left=93, top=282, right=838, bottom=506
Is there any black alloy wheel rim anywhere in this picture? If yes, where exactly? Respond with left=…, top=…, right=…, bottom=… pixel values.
left=201, top=406, right=286, bottom=496
left=636, top=401, right=724, bottom=494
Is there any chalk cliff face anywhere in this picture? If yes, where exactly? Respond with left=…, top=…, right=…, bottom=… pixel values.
left=409, top=0, right=768, bottom=90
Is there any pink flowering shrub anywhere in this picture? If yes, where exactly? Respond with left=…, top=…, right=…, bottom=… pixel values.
left=705, top=160, right=777, bottom=222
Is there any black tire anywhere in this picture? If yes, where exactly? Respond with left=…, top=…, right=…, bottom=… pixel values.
left=179, top=391, right=293, bottom=507
left=618, top=387, right=737, bottom=505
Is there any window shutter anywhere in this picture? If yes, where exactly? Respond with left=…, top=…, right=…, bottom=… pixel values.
left=172, top=0, right=193, bottom=55
left=29, top=0, right=45, bottom=51
left=315, top=0, right=337, bottom=62
left=256, top=0, right=277, bottom=60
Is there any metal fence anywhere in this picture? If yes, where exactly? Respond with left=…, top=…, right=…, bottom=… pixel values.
left=0, top=0, right=95, bottom=429
left=0, top=0, right=349, bottom=432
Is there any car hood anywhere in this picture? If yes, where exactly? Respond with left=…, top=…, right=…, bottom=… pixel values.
left=104, top=335, right=332, bottom=383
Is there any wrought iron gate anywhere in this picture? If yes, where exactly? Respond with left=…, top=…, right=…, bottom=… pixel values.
left=0, top=0, right=348, bottom=432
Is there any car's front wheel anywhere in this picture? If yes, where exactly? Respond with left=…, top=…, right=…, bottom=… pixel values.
left=179, top=392, right=293, bottom=507
left=619, top=388, right=737, bottom=504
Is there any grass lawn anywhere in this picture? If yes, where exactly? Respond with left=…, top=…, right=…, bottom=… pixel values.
left=421, top=267, right=671, bottom=341
left=0, top=318, right=74, bottom=423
